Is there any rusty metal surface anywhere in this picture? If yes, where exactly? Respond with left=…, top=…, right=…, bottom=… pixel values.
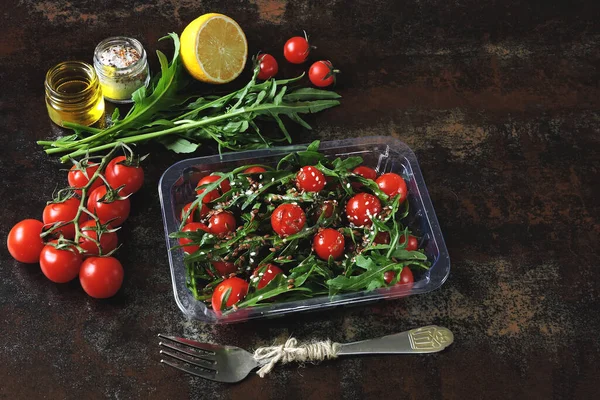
left=1, top=1, right=599, bottom=399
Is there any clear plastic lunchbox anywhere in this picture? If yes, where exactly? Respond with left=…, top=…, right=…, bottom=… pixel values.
left=158, top=136, right=450, bottom=323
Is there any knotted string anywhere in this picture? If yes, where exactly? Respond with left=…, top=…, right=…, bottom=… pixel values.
left=253, top=338, right=341, bottom=377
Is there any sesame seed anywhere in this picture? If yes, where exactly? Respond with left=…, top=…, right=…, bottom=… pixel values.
left=259, top=175, right=263, bottom=179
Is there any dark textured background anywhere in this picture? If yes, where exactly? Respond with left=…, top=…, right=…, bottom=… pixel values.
left=1, top=1, right=599, bottom=399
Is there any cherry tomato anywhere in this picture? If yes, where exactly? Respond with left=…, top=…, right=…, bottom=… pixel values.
left=180, top=202, right=209, bottom=224
left=284, top=36, right=310, bottom=64
left=179, top=222, right=210, bottom=254
left=211, top=277, right=249, bottom=312
left=210, top=261, right=237, bottom=277
left=42, top=197, right=86, bottom=239
left=105, top=156, right=144, bottom=196
left=87, top=186, right=130, bottom=227
left=384, top=267, right=414, bottom=285
left=400, top=235, right=419, bottom=251
left=7, top=219, right=45, bottom=263
left=243, top=166, right=267, bottom=174
left=257, top=54, right=278, bottom=80
left=376, top=173, right=407, bottom=203
left=253, top=264, right=283, bottom=289
left=79, top=256, right=124, bottom=299
left=196, top=175, right=231, bottom=203
left=346, top=193, right=382, bottom=227
left=78, top=220, right=118, bottom=256
left=351, top=165, right=377, bottom=190
left=308, top=60, right=337, bottom=87
left=68, top=162, right=102, bottom=195
left=39, top=243, right=82, bottom=283
left=314, top=200, right=335, bottom=220
left=209, top=211, right=237, bottom=236
left=313, top=228, right=345, bottom=260
left=296, top=166, right=325, bottom=192
left=271, top=203, right=306, bottom=236
left=374, top=231, right=390, bottom=244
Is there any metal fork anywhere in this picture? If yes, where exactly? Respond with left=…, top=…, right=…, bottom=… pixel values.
left=158, top=325, right=454, bottom=383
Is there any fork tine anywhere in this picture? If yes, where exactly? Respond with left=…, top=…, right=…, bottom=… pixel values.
left=159, top=349, right=216, bottom=370
left=158, top=341, right=216, bottom=363
left=160, top=358, right=218, bottom=381
left=158, top=334, right=221, bottom=354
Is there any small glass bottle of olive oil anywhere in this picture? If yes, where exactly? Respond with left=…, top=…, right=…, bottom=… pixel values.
left=45, top=61, right=105, bottom=127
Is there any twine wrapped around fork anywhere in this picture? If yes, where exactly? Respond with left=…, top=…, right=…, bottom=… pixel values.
left=253, top=338, right=341, bottom=377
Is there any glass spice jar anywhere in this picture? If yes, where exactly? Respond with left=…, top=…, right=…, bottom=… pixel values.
left=45, top=61, right=105, bottom=127
left=93, top=36, right=150, bottom=104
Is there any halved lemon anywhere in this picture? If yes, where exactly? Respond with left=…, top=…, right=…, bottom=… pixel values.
left=180, top=13, right=248, bottom=84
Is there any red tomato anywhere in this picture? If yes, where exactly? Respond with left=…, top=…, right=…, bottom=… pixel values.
left=42, top=197, right=86, bottom=239
left=211, top=277, right=249, bottom=312
left=271, top=203, right=306, bottom=236
left=374, top=231, right=390, bottom=244
left=384, top=267, right=414, bottom=285
left=353, top=166, right=377, bottom=181
left=257, top=54, right=278, bottom=80
left=7, top=219, right=45, bottom=263
left=308, top=60, right=337, bottom=87
left=179, top=222, right=210, bottom=254
left=210, top=261, right=237, bottom=277
left=345, top=193, right=382, bottom=227
left=313, top=228, right=345, bottom=260
left=180, top=202, right=209, bottom=224
left=400, top=235, right=419, bottom=251
left=39, top=243, right=82, bottom=283
left=105, top=156, right=144, bottom=196
left=78, top=220, right=118, bottom=256
left=209, top=212, right=237, bottom=236
left=87, top=186, right=130, bottom=227
left=68, top=162, right=102, bottom=195
left=296, top=166, right=325, bottom=192
left=283, top=36, right=310, bottom=64
left=253, top=264, right=283, bottom=289
left=243, top=166, right=267, bottom=174
left=196, top=175, right=231, bottom=203
left=79, top=256, right=124, bottom=299
left=314, top=200, right=335, bottom=220
left=376, top=173, right=407, bottom=203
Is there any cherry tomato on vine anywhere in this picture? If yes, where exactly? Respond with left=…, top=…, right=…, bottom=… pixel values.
left=79, top=256, right=124, bottom=299
left=42, top=197, right=86, bottom=239
left=209, top=211, right=237, bottom=236
left=284, top=36, right=310, bottom=64
left=308, top=60, right=337, bottom=87
left=384, top=267, right=414, bottom=286
left=180, top=202, right=209, bottom=224
left=257, top=54, right=278, bottom=80
left=87, top=186, right=130, bottom=227
left=376, top=173, right=407, bottom=203
left=271, top=203, right=306, bottom=236
left=196, top=175, right=231, bottom=203
left=253, top=264, right=283, bottom=289
left=243, top=166, right=267, bottom=174
left=210, top=261, right=237, bottom=277
left=105, top=156, right=144, bottom=196
left=346, top=193, right=382, bottom=227
left=68, top=162, right=102, bottom=195
left=211, top=277, right=249, bottom=312
left=179, top=222, right=210, bottom=254
left=296, top=166, right=325, bottom=192
left=7, top=219, right=45, bottom=263
left=78, top=220, right=118, bottom=256
left=313, top=228, right=345, bottom=260
left=39, top=242, right=82, bottom=283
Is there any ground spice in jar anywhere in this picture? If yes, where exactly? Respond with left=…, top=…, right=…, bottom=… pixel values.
left=93, top=37, right=150, bottom=104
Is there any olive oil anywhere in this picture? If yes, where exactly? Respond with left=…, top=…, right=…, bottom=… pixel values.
left=45, top=61, right=105, bottom=127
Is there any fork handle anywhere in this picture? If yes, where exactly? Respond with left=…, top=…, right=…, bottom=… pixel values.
left=336, top=325, right=453, bottom=355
